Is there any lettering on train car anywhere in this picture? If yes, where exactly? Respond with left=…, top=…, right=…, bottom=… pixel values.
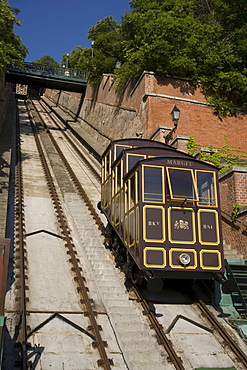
left=167, top=159, right=192, bottom=166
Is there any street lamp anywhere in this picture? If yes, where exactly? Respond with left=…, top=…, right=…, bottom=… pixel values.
left=91, top=40, right=94, bottom=58
left=115, top=61, right=121, bottom=69
left=64, top=53, right=70, bottom=76
left=165, top=105, right=180, bottom=144
left=171, top=106, right=180, bottom=125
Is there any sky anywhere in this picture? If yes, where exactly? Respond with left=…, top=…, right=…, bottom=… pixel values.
left=9, top=0, right=130, bottom=64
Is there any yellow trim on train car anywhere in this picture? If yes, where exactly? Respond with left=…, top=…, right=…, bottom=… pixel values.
left=128, top=209, right=135, bottom=247
left=169, top=248, right=197, bottom=269
left=166, top=167, right=199, bottom=201
left=142, top=164, right=165, bottom=203
left=195, top=170, right=218, bottom=207
left=199, top=250, right=222, bottom=270
left=167, top=207, right=196, bottom=244
left=126, top=153, right=146, bottom=172
left=197, top=209, right=220, bottom=245
left=143, top=205, right=166, bottom=242
left=113, top=193, right=120, bottom=226
left=136, top=205, right=139, bottom=244
left=102, top=178, right=111, bottom=209
left=143, top=247, right=166, bottom=268
left=114, top=144, right=132, bottom=161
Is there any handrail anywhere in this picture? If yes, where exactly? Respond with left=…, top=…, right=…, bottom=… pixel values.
left=8, top=63, right=88, bottom=81
left=221, top=209, right=247, bottom=228
left=224, top=259, right=247, bottom=316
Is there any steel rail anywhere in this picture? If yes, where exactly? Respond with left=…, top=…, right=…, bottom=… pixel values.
left=29, top=101, right=104, bottom=232
left=132, top=286, right=185, bottom=370
left=38, top=99, right=101, bottom=182
left=196, top=298, right=247, bottom=367
left=15, top=104, right=28, bottom=369
left=25, top=103, right=112, bottom=369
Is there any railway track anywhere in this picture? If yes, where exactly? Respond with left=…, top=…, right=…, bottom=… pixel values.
left=3, top=98, right=247, bottom=369
left=11, top=100, right=113, bottom=369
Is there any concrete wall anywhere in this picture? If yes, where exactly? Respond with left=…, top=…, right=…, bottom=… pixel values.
left=0, top=80, right=13, bottom=134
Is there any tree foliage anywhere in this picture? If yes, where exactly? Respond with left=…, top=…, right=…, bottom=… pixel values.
left=32, top=55, right=59, bottom=67
left=0, top=0, right=27, bottom=76
left=67, top=16, right=122, bottom=85
left=66, top=0, right=247, bottom=115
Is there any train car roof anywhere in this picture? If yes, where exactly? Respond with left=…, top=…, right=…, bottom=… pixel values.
left=101, top=138, right=175, bottom=160
left=124, top=154, right=218, bottom=180
left=111, top=143, right=196, bottom=168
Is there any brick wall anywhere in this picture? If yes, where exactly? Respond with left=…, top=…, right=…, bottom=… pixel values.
left=219, top=167, right=247, bottom=257
left=45, top=71, right=247, bottom=154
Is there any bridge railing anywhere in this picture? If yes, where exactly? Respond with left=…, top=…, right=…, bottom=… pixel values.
left=8, top=62, right=88, bottom=81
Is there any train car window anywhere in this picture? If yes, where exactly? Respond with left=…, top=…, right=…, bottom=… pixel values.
left=143, top=165, right=164, bottom=202
left=167, top=168, right=198, bottom=200
left=120, top=189, right=125, bottom=222
left=101, top=159, right=105, bottom=184
left=115, top=144, right=132, bottom=160
left=196, top=170, right=217, bottom=206
left=136, top=205, right=139, bottom=244
left=114, top=194, right=120, bottom=225
left=124, top=183, right=128, bottom=214
left=136, top=171, right=139, bottom=205
left=129, top=210, right=135, bottom=247
left=112, top=170, right=115, bottom=197
left=104, top=152, right=111, bottom=180
left=129, top=174, right=136, bottom=209
left=127, top=154, right=145, bottom=172
left=114, top=161, right=122, bottom=194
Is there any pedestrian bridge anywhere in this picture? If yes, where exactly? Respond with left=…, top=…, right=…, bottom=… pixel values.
left=5, top=63, right=87, bottom=93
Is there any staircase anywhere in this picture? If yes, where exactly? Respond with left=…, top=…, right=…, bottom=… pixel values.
left=225, top=259, right=247, bottom=317
left=223, top=241, right=244, bottom=260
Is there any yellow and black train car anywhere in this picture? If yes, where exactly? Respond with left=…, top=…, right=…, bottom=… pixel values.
left=15, top=84, right=28, bottom=98
left=100, top=138, right=229, bottom=293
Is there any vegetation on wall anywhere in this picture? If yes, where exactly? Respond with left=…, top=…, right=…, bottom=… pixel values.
left=187, top=136, right=247, bottom=173
left=0, top=0, right=27, bottom=77
left=66, top=0, right=247, bottom=116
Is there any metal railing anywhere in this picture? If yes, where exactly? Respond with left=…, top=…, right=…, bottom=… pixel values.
left=224, top=259, right=247, bottom=316
left=8, top=62, right=88, bottom=81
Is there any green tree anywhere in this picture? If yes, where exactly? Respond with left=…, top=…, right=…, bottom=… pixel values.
left=0, top=0, right=27, bottom=76
left=32, top=55, right=59, bottom=67
left=63, top=0, right=247, bottom=114
left=87, top=16, right=122, bottom=85
left=116, top=0, right=247, bottom=115
left=65, top=17, right=122, bottom=85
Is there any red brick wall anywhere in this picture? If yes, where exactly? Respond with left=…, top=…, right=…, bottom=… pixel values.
left=45, top=72, right=247, bottom=154
left=219, top=167, right=247, bottom=257
left=83, top=72, right=247, bottom=153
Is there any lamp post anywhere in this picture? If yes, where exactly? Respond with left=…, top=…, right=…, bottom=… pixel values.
left=66, top=53, right=69, bottom=69
left=63, top=53, right=70, bottom=76
left=91, top=40, right=94, bottom=58
left=165, top=106, right=180, bottom=144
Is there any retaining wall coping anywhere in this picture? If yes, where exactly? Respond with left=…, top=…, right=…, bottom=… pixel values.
left=219, top=165, right=247, bottom=180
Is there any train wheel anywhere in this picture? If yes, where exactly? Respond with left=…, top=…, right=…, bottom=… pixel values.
left=130, top=264, right=143, bottom=285
left=147, top=278, right=163, bottom=294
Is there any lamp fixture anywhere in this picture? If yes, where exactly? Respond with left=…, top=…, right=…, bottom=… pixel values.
left=165, top=105, right=180, bottom=144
